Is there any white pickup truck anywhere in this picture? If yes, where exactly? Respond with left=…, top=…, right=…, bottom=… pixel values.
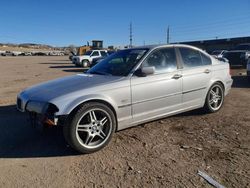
left=72, top=50, right=108, bottom=67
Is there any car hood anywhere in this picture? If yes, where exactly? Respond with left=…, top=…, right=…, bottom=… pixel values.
left=225, top=50, right=248, bottom=53
left=20, top=74, right=124, bottom=102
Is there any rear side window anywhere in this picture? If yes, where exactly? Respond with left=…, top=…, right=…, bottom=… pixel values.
left=200, top=53, right=212, bottom=65
left=179, top=47, right=202, bottom=67
left=100, top=51, right=107, bottom=57
left=143, top=47, right=177, bottom=73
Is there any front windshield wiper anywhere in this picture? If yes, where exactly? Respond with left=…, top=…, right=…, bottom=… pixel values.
left=88, top=71, right=112, bottom=76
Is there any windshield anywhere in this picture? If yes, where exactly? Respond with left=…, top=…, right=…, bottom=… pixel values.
left=233, top=45, right=250, bottom=51
left=87, top=49, right=148, bottom=76
left=84, top=50, right=93, bottom=55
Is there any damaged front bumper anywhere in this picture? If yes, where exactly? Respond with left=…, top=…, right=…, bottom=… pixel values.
left=17, top=95, right=66, bottom=127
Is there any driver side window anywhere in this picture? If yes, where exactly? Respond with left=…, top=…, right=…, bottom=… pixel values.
left=143, top=47, right=177, bottom=74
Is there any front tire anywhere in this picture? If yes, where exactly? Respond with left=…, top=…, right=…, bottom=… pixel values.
left=203, top=83, right=224, bottom=113
left=63, top=102, right=116, bottom=154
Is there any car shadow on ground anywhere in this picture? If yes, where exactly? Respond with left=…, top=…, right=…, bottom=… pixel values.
left=39, top=62, right=71, bottom=65
left=232, top=75, right=250, bottom=88
left=50, top=59, right=71, bottom=62
left=39, top=62, right=87, bottom=73
left=0, top=105, right=78, bottom=158
left=63, top=68, right=88, bottom=73
left=49, top=65, right=77, bottom=69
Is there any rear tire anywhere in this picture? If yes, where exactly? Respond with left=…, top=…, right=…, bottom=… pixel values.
left=81, top=60, right=89, bottom=68
left=203, top=83, right=224, bottom=113
left=63, top=102, right=116, bottom=154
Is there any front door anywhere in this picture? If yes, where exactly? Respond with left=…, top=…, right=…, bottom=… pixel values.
left=130, top=47, right=182, bottom=124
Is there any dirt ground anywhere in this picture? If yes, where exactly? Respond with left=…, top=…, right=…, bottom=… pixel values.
left=0, top=56, right=249, bottom=188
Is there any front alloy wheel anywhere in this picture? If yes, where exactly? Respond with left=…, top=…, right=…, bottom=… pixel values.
left=64, top=102, right=116, bottom=153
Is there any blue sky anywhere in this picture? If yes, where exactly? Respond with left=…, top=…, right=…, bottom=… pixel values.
left=0, top=0, right=249, bottom=47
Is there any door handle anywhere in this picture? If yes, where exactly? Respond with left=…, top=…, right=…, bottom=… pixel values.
left=172, top=74, right=182, bottom=79
left=204, top=69, right=211, bottom=74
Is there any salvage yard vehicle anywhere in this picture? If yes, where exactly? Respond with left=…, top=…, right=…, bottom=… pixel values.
left=223, top=43, right=250, bottom=68
left=0, top=50, right=6, bottom=56
left=17, top=44, right=233, bottom=154
left=247, top=58, right=250, bottom=81
left=4, top=51, right=15, bottom=56
left=72, top=50, right=108, bottom=67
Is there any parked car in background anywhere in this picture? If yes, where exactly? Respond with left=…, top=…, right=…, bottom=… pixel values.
left=247, top=58, right=250, bottom=81
left=223, top=44, right=250, bottom=68
left=72, top=50, right=108, bottom=67
left=90, top=51, right=115, bottom=67
left=33, top=52, right=47, bottom=56
left=211, top=50, right=227, bottom=58
left=17, top=44, right=232, bottom=154
left=24, top=52, right=32, bottom=56
left=0, top=50, right=6, bottom=56
left=12, top=51, right=23, bottom=56
left=49, top=51, right=63, bottom=56
left=19, top=52, right=32, bottom=56
left=4, top=51, right=14, bottom=56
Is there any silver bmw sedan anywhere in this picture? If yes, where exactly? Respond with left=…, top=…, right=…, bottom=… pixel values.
left=17, top=44, right=233, bottom=153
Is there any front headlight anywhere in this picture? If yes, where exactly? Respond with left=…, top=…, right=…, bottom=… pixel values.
left=26, top=101, right=59, bottom=114
left=26, top=101, right=49, bottom=114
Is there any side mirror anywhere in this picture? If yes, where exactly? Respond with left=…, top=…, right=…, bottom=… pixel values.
left=134, top=66, right=155, bottom=77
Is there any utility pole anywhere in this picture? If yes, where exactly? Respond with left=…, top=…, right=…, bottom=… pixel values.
left=167, top=26, right=170, bottom=44
left=129, top=22, right=133, bottom=48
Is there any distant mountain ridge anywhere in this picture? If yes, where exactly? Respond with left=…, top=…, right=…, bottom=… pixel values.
left=0, top=43, right=62, bottom=50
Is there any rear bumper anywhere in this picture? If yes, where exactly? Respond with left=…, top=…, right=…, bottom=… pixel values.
left=225, top=78, right=233, bottom=96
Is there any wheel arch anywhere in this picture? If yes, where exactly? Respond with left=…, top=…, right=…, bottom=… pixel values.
left=210, top=80, right=225, bottom=92
left=201, top=79, right=225, bottom=107
left=81, top=59, right=90, bottom=62
left=66, top=98, right=118, bottom=130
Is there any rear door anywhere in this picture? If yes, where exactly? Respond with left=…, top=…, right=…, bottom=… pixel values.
left=177, top=47, right=212, bottom=108
left=130, top=47, right=182, bottom=123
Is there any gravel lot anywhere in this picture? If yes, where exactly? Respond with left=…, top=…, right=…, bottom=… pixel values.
left=0, top=56, right=249, bottom=188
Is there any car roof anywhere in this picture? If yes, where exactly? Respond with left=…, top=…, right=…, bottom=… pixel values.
left=131, top=44, right=206, bottom=53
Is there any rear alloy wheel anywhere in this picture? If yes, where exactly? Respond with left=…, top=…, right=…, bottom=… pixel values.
left=63, top=102, right=116, bottom=153
left=204, top=83, right=224, bottom=113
